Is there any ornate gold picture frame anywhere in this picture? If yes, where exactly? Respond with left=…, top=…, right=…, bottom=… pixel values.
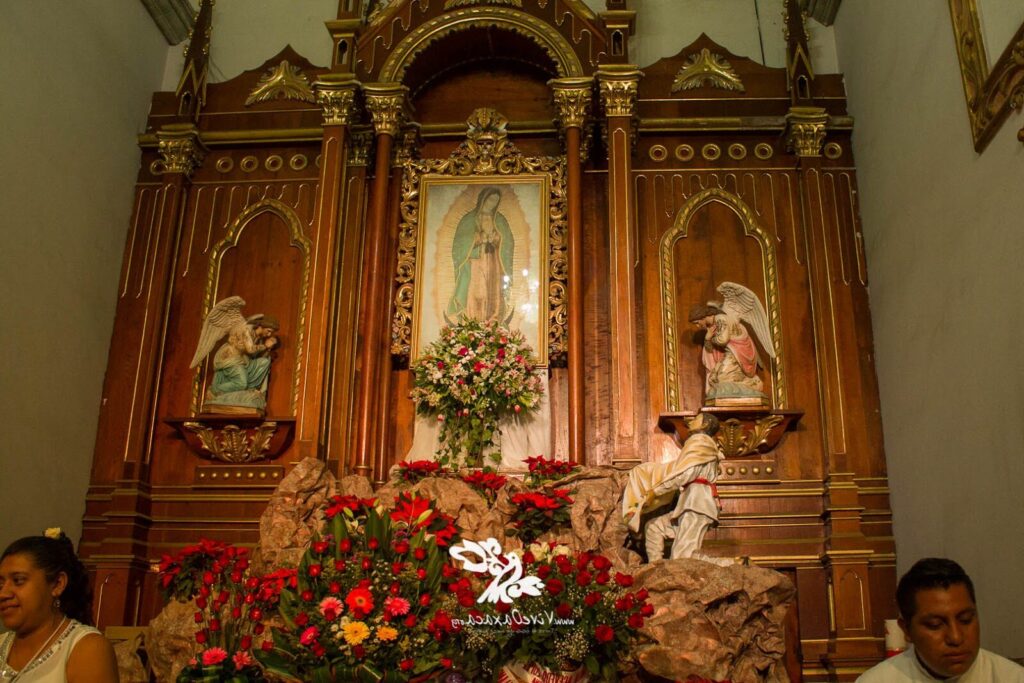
left=391, top=109, right=567, bottom=365
left=949, top=0, right=1024, bottom=151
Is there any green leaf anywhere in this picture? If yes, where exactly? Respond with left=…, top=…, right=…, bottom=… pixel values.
left=585, top=655, right=600, bottom=674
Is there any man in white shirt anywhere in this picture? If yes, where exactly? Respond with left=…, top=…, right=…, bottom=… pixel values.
left=857, top=558, right=1024, bottom=682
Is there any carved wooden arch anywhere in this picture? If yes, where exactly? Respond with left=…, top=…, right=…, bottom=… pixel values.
left=659, top=187, right=787, bottom=411
left=191, top=198, right=313, bottom=414
left=378, top=7, right=586, bottom=83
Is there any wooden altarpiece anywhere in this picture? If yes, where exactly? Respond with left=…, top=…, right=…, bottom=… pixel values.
left=81, top=0, right=896, bottom=679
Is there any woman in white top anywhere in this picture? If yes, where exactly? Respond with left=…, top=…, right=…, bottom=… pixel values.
left=0, top=531, right=117, bottom=682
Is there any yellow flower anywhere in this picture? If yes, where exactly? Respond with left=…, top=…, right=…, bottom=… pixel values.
left=376, top=625, right=399, bottom=642
left=44, top=527, right=62, bottom=540
left=342, top=621, right=370, bottom=646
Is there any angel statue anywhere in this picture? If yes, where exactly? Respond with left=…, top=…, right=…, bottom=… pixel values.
left=688, top=282, right=776, bottom=406
left=189, top=296, right=280, bottom=416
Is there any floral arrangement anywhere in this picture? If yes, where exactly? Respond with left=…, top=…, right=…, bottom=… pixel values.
left=460, top=544, right=650, bottom=682
left=524, top=455, right=580, bottom=487
left=396, top=459, right=448, bottom=483
left=409, top=317, right=544, bottom=468
left=508, top=489, right=574, bottom=543
left=255, top=493, right=462, bottom=682
left=461, top=469, right=508, bottom=502
left=157, top=539, right=267, bottom=682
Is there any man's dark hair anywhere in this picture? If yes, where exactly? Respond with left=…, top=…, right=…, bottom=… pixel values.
left=896, top=558, right=976, bottom=621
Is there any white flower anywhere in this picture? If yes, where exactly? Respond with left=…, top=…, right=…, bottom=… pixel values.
left=552, top=545, right=572, bottom=557
left=527, top=542, right=548, bottom=560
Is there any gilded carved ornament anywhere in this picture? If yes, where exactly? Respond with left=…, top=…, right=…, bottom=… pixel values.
left=364, top=83, right=410, bottom=137
left=784, top=106, right=829, bottom=157
left=246, top=60, right=316, bottom=106
left=596, top=67, right=642, bottom=118
left=155, top=123, right=207, bottom=177
left=183, top=422, right=278, bottom=463
left=671, top=48, right=745, bottom=93
left=550, top=78, right=593, bottom=130
left=445, top=0, right=522, bottom=7
left=391, top=109, right=568, bottom=361
left=348, top=129, right=374, bottom=166
left=314, top=75, right=360, bottom=127
left=948, top=0, right=1024, bottom=150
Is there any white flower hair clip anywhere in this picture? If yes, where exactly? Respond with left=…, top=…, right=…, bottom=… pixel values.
left=44, top=527, right=63, bottom=540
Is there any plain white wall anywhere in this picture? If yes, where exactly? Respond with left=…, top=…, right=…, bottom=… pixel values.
left=835, top=2, right=1024, bottom=658
left=0, top=3, right=170, bottom=552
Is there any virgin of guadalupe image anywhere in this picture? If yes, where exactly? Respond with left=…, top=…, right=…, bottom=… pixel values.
left=446, top=187, right=515, bottom=323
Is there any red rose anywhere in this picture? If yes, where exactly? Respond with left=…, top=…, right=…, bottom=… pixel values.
left=195, top=596, right=207, bottom=609
left=414, top=548, right=427, bottom=560
left=254, top=623, right=265, bottom=635
left=441, top=658, right=452, bottom=668
left=390, top=582, right=402, bottom=596
left=361, top=557, right=372, bottom=571
left=417, top=568, right=427, bottom=580
left=294, top=613, right=309, bottom=627
left=419, top=593, right=431, bottom=607
left=231, top=606, right=241, bottom=619
left=209, top=618, right=221, bottom=632
left=339, top=538, right=352, bottom=552
left=555, top=603, right=572, bottom=618
left=353, top=645, right=365, bottom=659
left=595, top=572, right=610, bottom=585
left=194, top=611, right=203, bottom=623
left=575, top=570, right=592, bottom=587
left=334, top=560, right=347, bottom=572
left=641, top=603, right=654, bottom=616
left=312, top=541, right=329, bottom=554
left=202, top=571, right=215, bottom=586
left=400, top=659, right=414, bottom=671
left=546, top=578, right=565, bottom=595
left=614, top=572, right=634, bottom=587
left=595, top=624, right=615, bottom=643
left=394, top=540, right=409, bottom=554
left=308, top=564, right=322, bottom=578
left=301, top=590, right=314, bottom=602
left=392, top=562, right=405, bottom=575
left=495, top=600, right=512, bottom=614
left=614, top=597, right=628, bottom=611
left=522, top=551, right=535, bottom=564
left=261, top=640, right=273, bottom=651
left=240, top=635, right=252, bottom=650
left=195, top=631, right=207, bottom=644
left=368, top=538, right=380, bottom=550
left=592, top=555, right=612, bottom=571
left=329, top=581, right=341, bottom=594
left=628, top=614, right=644, bottom=629
left=584, top=592, right=602, bottom=607
left=537, top=565, right=552, bottom=579
left=404, top=614, right=417, bottom=628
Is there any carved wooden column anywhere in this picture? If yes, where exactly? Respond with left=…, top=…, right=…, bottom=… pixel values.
left=293, top=74, right=360, bottom=461
left=88, top=123, right=205, bottom=627
left=550, top=77, right=592, bottom=464
left=352, top=83, right=409, bottom=477
left=374, top=125, right=420, bottom=483
left=596, top=66, right=642, bottom=464
left=784, top=0, right=880, bottom=671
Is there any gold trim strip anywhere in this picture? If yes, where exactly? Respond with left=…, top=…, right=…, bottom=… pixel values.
left=139, top=127, right=325, bottom=148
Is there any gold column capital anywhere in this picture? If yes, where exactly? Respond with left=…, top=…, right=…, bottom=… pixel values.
left=595, top=65, right=642, bottom=118
left=785, top=105, right=829, bottom=157
left=155, top=123, right=207, bottom=177
left=549, top=77, right=593, bottom=130
left=314, top=73, right=360, bottom=126
left=363, top=83, right=412, bottom=137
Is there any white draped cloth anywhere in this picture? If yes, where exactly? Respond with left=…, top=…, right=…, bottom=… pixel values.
left=856, top=648, right=1024, bottom=682
left=405, top=370, right=551, bottom=471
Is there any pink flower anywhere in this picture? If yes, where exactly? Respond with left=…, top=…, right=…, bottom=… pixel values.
left=299, top=625, right=320, bottom=647
left=384, top=596, right=411, bottom=617
left=232, top=650, right=254, bottom=670
left=319, top=596, right=344, bottom=621
left=201, top=648, right=228, bottom=666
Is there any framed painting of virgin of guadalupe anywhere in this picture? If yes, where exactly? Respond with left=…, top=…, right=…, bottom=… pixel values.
left=412, top=175, right=549, bottom=364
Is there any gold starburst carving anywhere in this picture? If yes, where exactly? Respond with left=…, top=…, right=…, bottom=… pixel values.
left=671, top=48, right=745, bottom=93
left=245, top=60, right=316, bottom=106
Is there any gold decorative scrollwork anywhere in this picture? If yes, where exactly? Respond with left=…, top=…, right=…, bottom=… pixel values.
left=660, top=188, right=787, bottom=411
left=391, top=109, right=568, bottom=363
left=550, top=77, right=593, bottom=130
left=245, top=60, right=316, bottom=106
left=596, top=66, right=642, bottom=118
left=314, top=74, right=360, bottom=127
left=717, top=415, right=784, bottom=458
left=191, top=199, right=312, bottom=414
left=445, top=0, right=522, bottom=7
left=671, top=48, right=745, bottom=93
left=949, top=0, right=1024, bottom=151
left=183, top=421, right=279, bottom=463
left=364, top=83, right=410, bottom=137
left=155, top=123, right=206, bottom=177
left=785, top=106, right=829, bottom=157
left=378, top=8, right=584, bottom=84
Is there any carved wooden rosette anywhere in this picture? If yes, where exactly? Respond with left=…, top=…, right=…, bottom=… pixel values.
left=314, top=74, right=360, bottom=126
left=154, top=124, right=207, bottom=176
left=785, top=106, right=829, bottom=157
left=390, top=109, right=568, bottom=362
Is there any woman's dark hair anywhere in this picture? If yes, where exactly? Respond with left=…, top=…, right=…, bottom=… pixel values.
left=474, top=187, right=502, bottom=213
left=1, top=534, right=94, bottom=625
left=896, top=557, right=975, bottom=622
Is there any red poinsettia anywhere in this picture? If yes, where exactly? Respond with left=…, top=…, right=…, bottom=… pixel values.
left=325, top=495, right=376, bottom=520
left=397, top=460, right=447, bottom=483
left=523, top=455, right=580, bottom=486
left=508, top=489, right=574, bottom=543
left=461, top=470, right=507, bottom=501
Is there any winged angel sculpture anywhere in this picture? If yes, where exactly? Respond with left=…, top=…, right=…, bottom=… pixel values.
left=189, top=296, right=280, bottom=416
left=688, top=282, right=775, bottom=406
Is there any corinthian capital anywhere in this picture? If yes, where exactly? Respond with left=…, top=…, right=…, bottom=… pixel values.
left=363, top=83, right=411, bottom=137
left=595, top=66, right=642, bottom=118
left=785, top=106, right=829, bottom=157
left=314, top=73, right=360, bottom=126
left=155, top=123, right=207, bottom=177
left=549, top=77, right=593, bottom=129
